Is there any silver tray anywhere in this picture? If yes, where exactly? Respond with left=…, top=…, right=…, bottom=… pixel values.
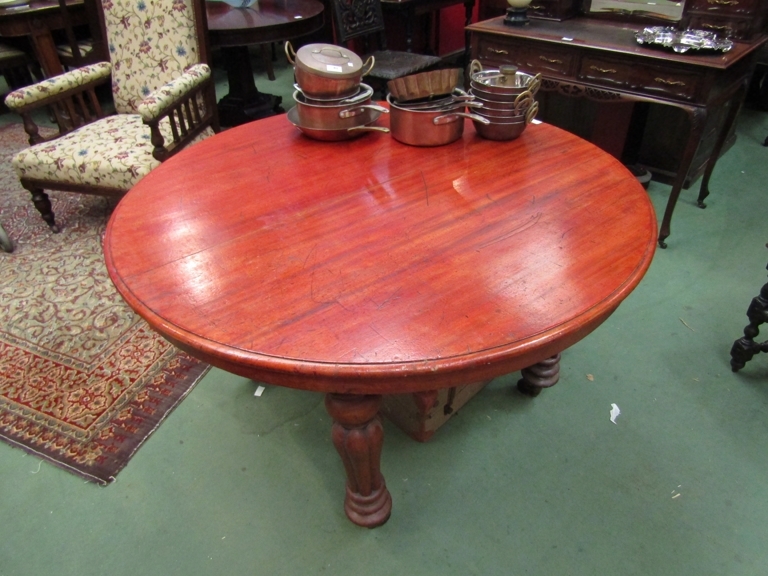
left=635, top=27, right=733, bottom=54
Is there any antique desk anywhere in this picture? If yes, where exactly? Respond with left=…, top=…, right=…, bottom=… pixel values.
left=0, top=0, right=87, bottom=77
left=206, top=0, right=324, bottom=126
left=104, top=112, right=656, bottom=528
left=467, top=16, right=766, bottom=248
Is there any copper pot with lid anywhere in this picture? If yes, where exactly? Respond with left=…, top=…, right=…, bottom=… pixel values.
left=468, top=59, right=541, bottom=98
left=286, top=41, right=375, bottom=99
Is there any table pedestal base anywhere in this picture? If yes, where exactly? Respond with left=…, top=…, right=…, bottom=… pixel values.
left=217, top=45, right=285, bottom=127
left=217, top=92, right=284, bottom=127
left=325, top=393, right=392, bottom=528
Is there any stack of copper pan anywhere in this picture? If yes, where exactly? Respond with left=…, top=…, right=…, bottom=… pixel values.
left=285, top=42, right=389, bottom=141
left=467, top=60, right=541, bottom=141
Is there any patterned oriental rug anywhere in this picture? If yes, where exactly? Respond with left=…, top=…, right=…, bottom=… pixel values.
left=0, top=123, right=208, bottom=484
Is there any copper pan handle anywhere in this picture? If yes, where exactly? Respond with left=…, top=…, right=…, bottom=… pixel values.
left=285, top=41, right=296, bottom=65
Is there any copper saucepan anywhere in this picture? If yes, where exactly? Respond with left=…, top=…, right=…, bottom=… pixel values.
left=294, top=90, right=389, bottom=130
left=287, top=107, right=389, bottom=141
left=387, top=94, right=490, bottom=147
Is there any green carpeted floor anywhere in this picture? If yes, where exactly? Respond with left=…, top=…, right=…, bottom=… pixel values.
left=2, top=53, right=768, bottom=576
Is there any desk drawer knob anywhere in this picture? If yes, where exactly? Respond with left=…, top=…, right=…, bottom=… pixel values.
left=529, top=4, right=545, bottom=8
left=590, top=65, right=617, bottom=74
left=539, top=56, right=563, bottom=64
left=488, top=48, right=509, bottom=55
left=654, top=77, right=686, bottom=87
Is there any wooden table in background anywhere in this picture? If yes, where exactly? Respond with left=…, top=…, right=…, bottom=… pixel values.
left=206, top=0, right=324, bottom=126
left=0, top=0, right=86, bottom=77
left=104, top=112, right=657, bottom=528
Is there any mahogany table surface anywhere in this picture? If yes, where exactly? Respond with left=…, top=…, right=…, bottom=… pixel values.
left=104, top=112, right=657, bottom=397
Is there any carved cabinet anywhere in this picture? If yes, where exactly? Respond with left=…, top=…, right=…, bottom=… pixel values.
left=478, top=0, right=768, bottom=40
left=682, top=0, right=768, bottom=40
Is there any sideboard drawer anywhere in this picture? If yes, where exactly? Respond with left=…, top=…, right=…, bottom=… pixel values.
left=475, top=37, right=575, bottom=77
left=475, top=36, right=528, bottom=67
left=632, top=65, right=702, bottom=101
left=685, top=13, right=754, bottom=39
left=686, top=0, right=760, bottom=17
left=528, top=0, right=578, bottom=20
left=578, top=56, right=634, bottom=88
left=518, top=45, right=575, bottom=77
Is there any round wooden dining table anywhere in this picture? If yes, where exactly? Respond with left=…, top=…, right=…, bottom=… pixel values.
left=206, top=0, right=324, bottom=126
left=104, top=112, right=657, bottom=528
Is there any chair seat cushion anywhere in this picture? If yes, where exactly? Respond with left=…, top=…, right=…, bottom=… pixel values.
left=367, top=51, right=442, bottom=81
left=11, top=114, right=213, bottom=191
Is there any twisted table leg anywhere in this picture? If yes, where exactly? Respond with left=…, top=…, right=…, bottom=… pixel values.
left=517, top=353, right=561, bottom=397
left=730, top=274, right=768, bottom=372
left=325, top=393, right=392, bottom=528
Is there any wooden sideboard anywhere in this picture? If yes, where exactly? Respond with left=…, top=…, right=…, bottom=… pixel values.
left=467, top=16, right=766, bottom=247
left=479, top=0, right=768, bottom=40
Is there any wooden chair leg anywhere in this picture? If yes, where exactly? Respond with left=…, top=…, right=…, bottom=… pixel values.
left=25, top=184, right=60, bottom=233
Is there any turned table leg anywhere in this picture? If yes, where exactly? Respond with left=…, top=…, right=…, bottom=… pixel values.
left=730, top=267, right=768, bottom=372
left=324, top=393, right=392, bottom=528
left=517, top=353, right=561, bottom=397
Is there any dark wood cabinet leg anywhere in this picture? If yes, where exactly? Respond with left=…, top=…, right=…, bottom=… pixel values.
left=657, top=106, right=706, bottom=249
left=697, top=80, right=748, bottom=210
left=325, top=393, right=392, bottom=528
left=517, top=353, right=561, bottom=397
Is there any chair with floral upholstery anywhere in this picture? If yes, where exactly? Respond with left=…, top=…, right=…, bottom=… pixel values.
left=4, top=0, right=219, bottom=233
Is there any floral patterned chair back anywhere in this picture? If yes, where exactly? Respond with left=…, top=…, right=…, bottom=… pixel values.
left=102, top=0, right=203, bottom=114
left=3, top=0, right=217, bottom=233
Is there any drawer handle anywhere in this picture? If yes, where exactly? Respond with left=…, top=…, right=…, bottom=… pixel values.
left=489, top=48, right=509, bottom=55
left=539, top=56, right=563, bottom=64
left=654, top=77, right=686, bottom=87
left=529, top=3, right=545, bottom=8
left=589, top=65, right=617, bottom=74
left=702, top=23, right=731, bottom=31
left=708, top=0, right=738, bottom=4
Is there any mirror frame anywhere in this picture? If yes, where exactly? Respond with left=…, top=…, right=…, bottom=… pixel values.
left=581, top=0, right=686, bottom=24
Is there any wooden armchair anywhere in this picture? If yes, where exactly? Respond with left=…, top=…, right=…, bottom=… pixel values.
left=330, top=0, right=442, bottom=95
left=4, top=0, right=219, bottom=233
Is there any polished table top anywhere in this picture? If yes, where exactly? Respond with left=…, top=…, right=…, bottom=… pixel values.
left=104, top=112, right=656, bottom=526
left=104, top=114, right=656, bottom=395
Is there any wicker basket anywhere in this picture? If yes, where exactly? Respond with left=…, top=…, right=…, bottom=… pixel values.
left=387, top=68, right=460, bottom=102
